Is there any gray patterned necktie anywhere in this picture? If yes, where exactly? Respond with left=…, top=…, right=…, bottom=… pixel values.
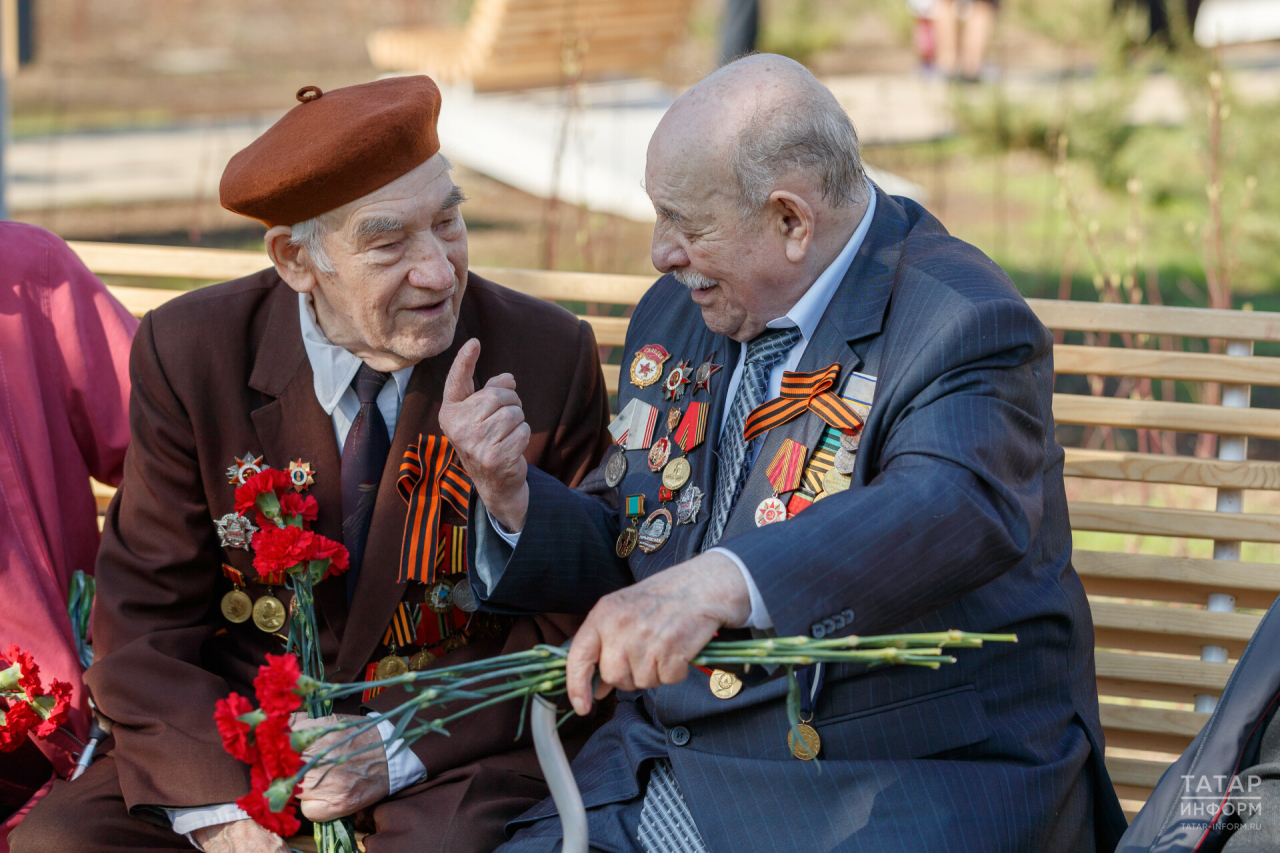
left=700, top=325, right=803, bottom=550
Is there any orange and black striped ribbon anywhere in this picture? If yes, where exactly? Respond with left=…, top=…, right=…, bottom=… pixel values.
left=398, top=435, right=471, bottom=584
left=742, top=363, right=864, bottom=443
left=673, top=401, right=709, bottom=452
left=382, top=601, right=422, bottom=649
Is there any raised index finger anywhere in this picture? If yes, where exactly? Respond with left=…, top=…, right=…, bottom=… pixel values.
left=442, top=339, right=481, bottom=404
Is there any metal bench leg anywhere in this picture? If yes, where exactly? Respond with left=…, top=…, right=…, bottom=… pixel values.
left=531, top=695, right=588, bottom=853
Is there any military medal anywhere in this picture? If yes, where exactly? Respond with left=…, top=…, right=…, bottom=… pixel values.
left=452, top=577, right=478, bottom=612
left=662, top=458, right=691, bottom=491
left=630, top=344, right=670, bottom=388
left=215, top=512, right=258, bottom=551
left=609, top=399, right=659, bottom=451
left=226, top=452, right=267, bottom=486
left=676, top=485, right=704, bottom=524
left=822, top=468, right=852, bottom=495
left=219, top=564, right=252, bottom=624
left=424, top=579, right=455, bottom=614
left=662, top=361, right=692, bottom=401
left=663, top=401, right=707, bottom=491
left=786, top=492, right=815, bottom=517
left=375, top=653, right=409, bottom=680
left=637, top=508, right=673, bottom=554
left=666, top=406, right=682, bottom=432
left=287, top=459, right=314, bottom=492
left=693, top=353, right=723, bottom=395
left=648, top=437, right=671, bottom=472
left=709, top=669, right=743, bottom=699
left=616, top=494, right=646, bottom=558
left=252, top=592, right=287, bottom=633
left=833, top=447, right=856, bottom=475
left=409, top=649, right=437, bottom=670
left=658, top=486, right=674, bottom=503
left=756, top=439, right=807, bottom=527
left=788, top=715, right=822, bottom=760
left=605, top=447, right=628, bottom=488
left=840, top=429, right=861, bottom=452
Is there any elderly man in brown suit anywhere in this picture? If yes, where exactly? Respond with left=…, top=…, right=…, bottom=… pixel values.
left=12, top=76, right=611, bottom=853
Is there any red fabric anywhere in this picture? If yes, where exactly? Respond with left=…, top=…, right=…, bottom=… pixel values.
left=0, top=223, right=137, bottom=849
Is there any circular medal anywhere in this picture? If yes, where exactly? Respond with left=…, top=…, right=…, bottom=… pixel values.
left=424, top=580, right=455, bottom=614
left=375, top=655, right=409, bottom=680
left=754, top=496, right=788, bottom=527
left=788, top=723, right=822, bottom=760
left=605, top=449, right=628, bottom=488
left=662, top=456, right=691, bottom=491
left=442, top=633, right=469, bottom=653
left=452, top=577, right=478, bottom=612
left=822, top=469, right=852, bottom=495
left=252, top=594, right=287, bottom=633
left=648, top=437, right=671, bottom=472
left=813, top=490, right=829, bottom=502
left=667, top=407, right=682, bottom=432
left=833, top=447, right=856, bottom=475
left=409, top=649, right=437, bottom=671
left=616, top=525, right=639, bottom=558
left=637, top=508, right=673, bottom=554
left=709, top=670, right=743, bottom=700
left=221, top=589, right=253, bottom=623
left=840, top=430, right=861, bottom=452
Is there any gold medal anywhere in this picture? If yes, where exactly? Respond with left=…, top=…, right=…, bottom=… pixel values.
left=442, top=633, right=469, bottom=653
left=375, top=654, right=409, bottom=680
left=630, top=345, right=670, bottom=388
left=616, top=524, right=639, bottom=558
left=221, top=589, right=253, bottom=623
left=662, top=456, right=691, bottom=490
left=252, top=593, right=287, bottom=633
left=788, top=722, right=822, bottom=760
left=709, top=669, right=743, bottom=699
left=821, top=468, right=851, bottom=495
left=409, top=649, right=437, bottom=671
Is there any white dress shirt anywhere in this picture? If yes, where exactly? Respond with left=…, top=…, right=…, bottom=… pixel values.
left=482, top=187, right=877, bottom=631
left=165, top=293, right=427, bottom=847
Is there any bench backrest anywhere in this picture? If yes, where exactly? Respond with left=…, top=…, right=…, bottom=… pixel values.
left=76, top=241, right=1280, bottom=817
left=366, top=0, right=695, bottom=92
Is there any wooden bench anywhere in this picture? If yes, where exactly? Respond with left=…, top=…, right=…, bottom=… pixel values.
left=366, top=0, right=694, bottom=92
left=74, top=240, right=1280, bottom=819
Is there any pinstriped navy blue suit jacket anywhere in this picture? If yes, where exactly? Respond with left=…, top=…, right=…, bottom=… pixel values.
left=470, top=186, right=1129, bottom=852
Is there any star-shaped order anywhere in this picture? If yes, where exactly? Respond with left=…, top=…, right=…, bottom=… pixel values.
left=663, top=361, right=692, bottom=401
left=226, top=452, right=266, bottom=485
left=693, top=353, right=723, bottom=394
left=287, top=460, right=314, bottom=492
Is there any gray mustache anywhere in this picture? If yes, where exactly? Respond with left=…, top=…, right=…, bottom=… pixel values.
left=673, top=269, right=718, bottom=291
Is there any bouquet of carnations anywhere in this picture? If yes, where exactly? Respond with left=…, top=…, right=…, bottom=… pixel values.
left=0, top=645, right=73, bottom=753
left=215, top=630, right=1016, bottom=836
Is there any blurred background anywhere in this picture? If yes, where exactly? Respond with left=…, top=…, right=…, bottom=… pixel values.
left=1, top=0, right=1278, bottom=557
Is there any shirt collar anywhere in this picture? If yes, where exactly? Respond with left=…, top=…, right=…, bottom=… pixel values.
left=298, top=292, right=414, bottom=415
left=765, top=184, right=877, bottom=342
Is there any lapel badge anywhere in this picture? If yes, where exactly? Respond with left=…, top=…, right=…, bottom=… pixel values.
left=676, top=485, right=704, bottom=525
left=226, top=452, right=267, bottom=485
left=637, top=508, right=673, bottom=554
left=693, top=353, right=723, bottom=395
left=647, top=437, right=672, bottom=472
left=216, top=512, right=259, bottom=550
left=662, top=361, right=692, bottom=401
left=287, top=459, right=315, bottom=492
left=630, top=344, right=670, bottom=389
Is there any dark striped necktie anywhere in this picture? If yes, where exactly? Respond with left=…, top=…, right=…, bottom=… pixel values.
left=341, top=363, right=392, bottom=603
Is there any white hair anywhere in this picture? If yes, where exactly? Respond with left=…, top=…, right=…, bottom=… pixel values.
left=731, top=81, right=868, bottom=216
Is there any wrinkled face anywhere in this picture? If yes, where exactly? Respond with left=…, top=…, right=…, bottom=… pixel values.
left=646, top=135, right=786, bottom=342
left=309, top=155, right=468, bottom=366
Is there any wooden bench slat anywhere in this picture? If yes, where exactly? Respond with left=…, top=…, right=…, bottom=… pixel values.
left=1076, top=550, right=1280, bottom=609
left=1069, top=501, right=1280, bottom=543
left=1091, top=600, right=1261, bottom=657
left=1029, top=298, right=1280, bottom=342
left=1063, top=448, right=1280, bottom=490
left=580, top=316, right=629, bottom=348
left=72, top=242, right=270, bottom=281
left=479, top=267, right=651, bottom=305
left=1106, top=756, right=1173, bottom=789
left=603, top=364, right=620, bottom=394
left=1054, top=344, right=1280, bottom=385
left=1100, top=703, right=1210, bottom=739
left=1094, top=650, right=1234, bottom=692
left=1053, top=393, right=1280, bottom=440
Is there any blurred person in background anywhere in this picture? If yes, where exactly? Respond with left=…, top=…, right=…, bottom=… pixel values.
left=908, top=0, right=939, bottom=74
left=0, top=223, right=138, bottom=851
left=719, top=0, right=760, bottom=66
left=934, top=0, right=998, bottom=82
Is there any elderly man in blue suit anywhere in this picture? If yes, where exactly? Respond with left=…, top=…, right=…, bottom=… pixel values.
left=439, top=54, right=1128, bottom=852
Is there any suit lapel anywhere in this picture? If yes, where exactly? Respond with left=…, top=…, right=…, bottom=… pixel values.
left=247, top=285, right=348, bottom=644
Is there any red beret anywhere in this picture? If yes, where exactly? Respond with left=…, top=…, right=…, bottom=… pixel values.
left=220, top=76, right=442, bottom=227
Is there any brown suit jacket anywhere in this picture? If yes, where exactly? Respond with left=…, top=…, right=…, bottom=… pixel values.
left=85, top=269, right=611, bottom=814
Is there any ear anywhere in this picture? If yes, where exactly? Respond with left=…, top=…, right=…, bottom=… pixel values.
left=768, top=191, right=816, bottom=264
left=264, top=226, right=318, bottom=294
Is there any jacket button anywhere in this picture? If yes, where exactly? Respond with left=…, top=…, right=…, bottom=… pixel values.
left=823, top=618, right=837, bottom=635
left=842, top=608, right=855, bottom=624
left=811, top=623, right=826, bottom=639
left=669, top=726, right=691, bottom=747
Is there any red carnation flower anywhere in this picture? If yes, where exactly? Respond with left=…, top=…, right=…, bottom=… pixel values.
left=234, top=469, right=291, bottom=516
left=251, top=525, right=315, bottom=577
left=237, top=766, right=301, bottom=838
left=0, top=701, right=39, bottom=752
left=32, top=680, right=72, bottom=738
left=253, top=654, right=303, bottom=717
left=3, top=645, right=42, bottom=699
left=213, top=692, right=258, bottom=763
left=277, top=493, right=318, bottom=524
left=254, top=714, right=303, bottom=780
left=308, top=535, right=350, bottom=579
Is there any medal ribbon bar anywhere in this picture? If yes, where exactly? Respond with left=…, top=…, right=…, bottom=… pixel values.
left=742, top=363, right=864, bottom=442
left=765, top=439, right=808, bottom=495
left=673, top=401, right=709, bottom=452
left=397, top=434, right=471, bottom=584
